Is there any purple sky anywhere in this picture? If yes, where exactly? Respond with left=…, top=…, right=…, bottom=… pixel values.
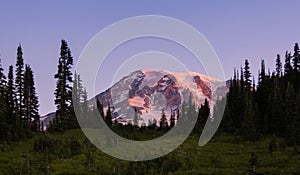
left=0, top=0, right=300, bottom=115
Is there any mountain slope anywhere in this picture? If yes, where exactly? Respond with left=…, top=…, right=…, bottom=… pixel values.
left=41, top=69, right=228, bottom=126
left=89, top=69, right=228, bottom=124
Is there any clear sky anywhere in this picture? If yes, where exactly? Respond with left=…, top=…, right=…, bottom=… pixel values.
left=0, top=0, right=299, bottom=115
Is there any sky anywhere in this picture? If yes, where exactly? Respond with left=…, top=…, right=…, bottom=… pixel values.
left=0, top=0, right=300, bottom=115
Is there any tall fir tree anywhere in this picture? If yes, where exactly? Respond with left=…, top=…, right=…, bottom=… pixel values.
left=240, top=67, right=245, bottom=93
left=15, top=45, right=25, bottom=130
left=244, top=59, right=252, bottom=92
left=257, top=60, right=269, bottom=133
left=275, top=54, right=282, bottom=77
left=81, top=88, right=88, bottom=115
left=292, top=43, right=300, bottom=91
left=159, top=108, right=168, bottom=129
left=6, top=65, right=17, bottom=137
left=194, top=99, right=210, bottom=134
left=284, top=51, right=293, bottom=85
left=72, top=72, right=79, bottom=110
left=96, top=99, right=105, bottom=120
left=105, top=105, right=113, bottom=127
left=0, top=59, right=6, bottom=91
left=72, top=73, right=83, bottom=111
left=259, top=59, right=266, bottom=83
left=284, top=51, right=293, bottom=74
left=169, top=112, right=176, bottom=128
left=53, top=40, right=74, bottom=130
left=24, top=65, right=40, bottom=131
left=292, top=43, right=300, bottom=72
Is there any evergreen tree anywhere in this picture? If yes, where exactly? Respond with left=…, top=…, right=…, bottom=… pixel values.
left=72, top=72, right=79, bottom=110
left=292, top=43, right=300, bottom=91
left=292, top=43, right=300, bottom=72
left=24, top=65, right=40, bottom=131
left=200, top=99, right=210, bottom=127
left=259, top=60, right=266, bottom=83
left=6, top=65, right=17, bottom=137
left=24, top=65, right=31, bottom=126
left=0, top=59, right=6, bottom=91
left=194, top=99, right=210, bottom=134
left=252, top=76, right=256, bottom=93
left=169, top=112, right=176, bottom=128
left=15, top=45, right=25, bottom=129
left=81, top=88, right=88, bottom=115
left=159, top=108, right=168, bottom=129
left=244, top=59, right=252, bottom=92
left=105, top=105, right=113, bottom=127
left=284, top=51, right=293, bottom=75
left=72, top=73, right=86, bottom=127
left=53, top=40, right=74, bottom=130
left=72, top=73, right=83, bottom=111
left=240, top=67, right=245, bottom=93
left=275, top=54, right=282, bottom=77
left=257, top=60, right=268, bottom=133
left=96, top=99, right=105, bottom=120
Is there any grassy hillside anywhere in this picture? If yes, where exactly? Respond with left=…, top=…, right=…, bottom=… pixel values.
left=0, top=129, right=299, bottom=175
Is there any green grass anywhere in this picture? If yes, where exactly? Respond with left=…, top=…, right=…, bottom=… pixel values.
left=0, top=130, right=299, bottom=174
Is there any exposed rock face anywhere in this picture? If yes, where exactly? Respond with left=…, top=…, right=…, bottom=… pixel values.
left=90, top=69, right=227, bottom=123
left=127, top=73, right=181, bottom=116
left=193, top=75, right=212, bottom=99
left=154, top=74, right=181, bottom=111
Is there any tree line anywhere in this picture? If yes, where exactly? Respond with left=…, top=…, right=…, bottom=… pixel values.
left=0, top=45, right=40, bottom=142
left=1, top=39, right=299, bottom=147
left=220, top=43, right=300, bottom=145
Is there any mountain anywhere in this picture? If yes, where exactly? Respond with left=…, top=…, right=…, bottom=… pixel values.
left=41, top=69, right=228, bottom=126
left=89, top=68, right=228, bottom=125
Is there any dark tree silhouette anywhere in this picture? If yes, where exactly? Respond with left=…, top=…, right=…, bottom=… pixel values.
left=169, top=112, right=176, bottom=128
left=244, top=59, right=252, bottom=92
left=159, top=108, right=168, bottom=129
left=52, top=40, right=74, bottom=131
left=24, top=65, right=40, bottom=131
left=275, top=54, right=282, bottom=77
left=15, top=45, right=25, bottom=129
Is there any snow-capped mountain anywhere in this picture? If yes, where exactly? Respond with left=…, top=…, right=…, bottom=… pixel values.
left=41, top=69, right=228, bottom=127
left=89, top=68, right=228, bottom=124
